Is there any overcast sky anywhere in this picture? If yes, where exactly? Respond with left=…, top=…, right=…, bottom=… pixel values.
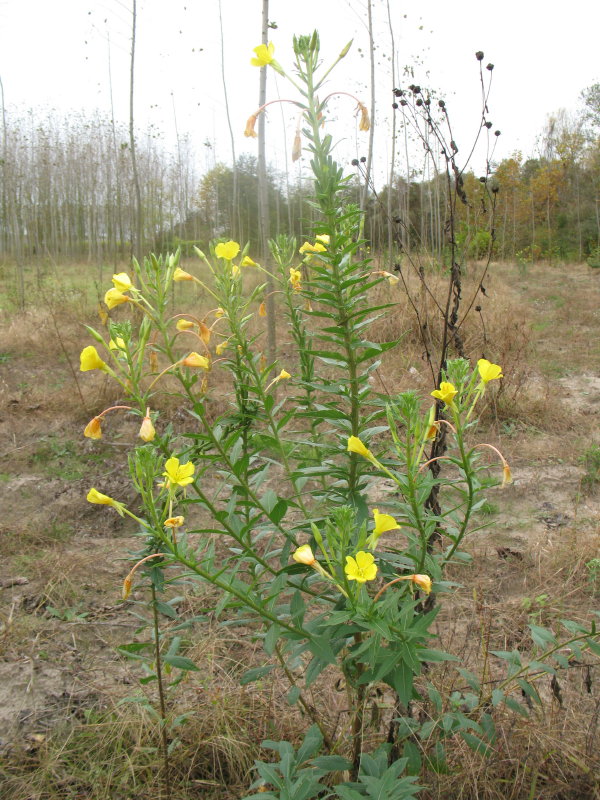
left=1, top=0, right=599, bottom=186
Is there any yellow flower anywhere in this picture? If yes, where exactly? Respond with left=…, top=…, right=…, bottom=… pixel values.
left=299, top=241, right=326, bottom=254
left=108, top=337, right=126, bottom=351
left=502, top=462, right=513, bottom=487
left=292, top=544, right=316, bottom=566
left=289, top=267, right=302, bottom=291
left=431, top=381, right=458, bottom=406
left=316, top=234, right=330, bottom=246
left=173, top=267, right=194, bottom=282
left=112, top=272, right=134, bottom=292
left=83, top=416, right=102, bottom=440
left=86, top=487, right=126, bottom=516
left=347, top=435, right=375, bottom=462
left=138, top=411, right=155, bottom=442
left=104, top=288, right=129, bottom=310
left=477, top=358, right=503, bottom=384
left=251, top=42, right=275, bottom=67
left=241, top=256, right=259, bottom=267
left=216, top=339, right=229, bottom=355
left=164, top=516, right=184, bottom=528
left=345, top=551, right=378, bottom=583
left=215, top=240, right=240, bottom=260
left=278, top=369, right=291, bottom=380
left=122, top=574, right=133, bottom=600
left=80, top=345, right=107, bottom=372
left=244, top=113, right=258, bottom=138
left=199, top=322, right=211, bottom=345
left=162, top=456, right=195, bottom=489
left=182, top=352, right=210, bottom=370
left=357, top=101, right=370, bottom=131
left=215, top=307, right=226, bottom=318
left=372, top=508, right=400, bottom=538
left=258, top=301, right=267, bottom=317
left=176, top=319, right=195, bottom=331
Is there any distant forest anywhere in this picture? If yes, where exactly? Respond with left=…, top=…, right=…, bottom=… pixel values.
left=1, top=83, right=598, bottom=265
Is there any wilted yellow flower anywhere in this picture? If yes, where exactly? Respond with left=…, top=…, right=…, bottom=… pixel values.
left=347, top=435, right=375, bottom=461
left=215, top=307, right=226, bottom=318
left=149, top=351, right=158, bottom=372
left=173, top=267, right=194, bottom=282
left=104, top=288, right=129, bottom=310
left=299, top=241, right=326, bottom=255
left=406, top=574, right=432, bottom=594
left=98, top=304, right=109, bottom=325
left=216, top=339, right=229, bottom=355
left=477, top=358, right=503, bottom=384
left=431, top=382, right=458, bottom=406
left=164, top=516, right=184, bottom=528
left=258, top=301, right=267, bottom=317
left=289, top=267, right=302, bottom=291
left=80, top=345, right=107, bottom=372
left=379, top=270, right=399, bottom=286
left=293, top=544, right=316, bottom=566
left=215, top=241, right=240, bottom=261
left=162, top=456, right=195, bottom=488
left=182, top=352, right=210, bottom=370
left=502, top=462, right=513, bottom=487
left=139, top=411, right=155, bottom=442
left=244, top=113, right=258, bottom=138
left=345, top=551, right=377, bottom=583
left=86, top=487, right=126, bottom=516
left=112, top=272, right=134, bottom=292
left=83, top=416, right=102, bottom=440
left=122, top=574, right=133, bottom=600
left=357, top=101, right=370, bottom=131
left=251, top=42, right=275, bottom=67
left=176, top=319, right=195, bottom=331
left=292, top=130, right=302, bottom=162
left=241, top=256, right=259, bottom=267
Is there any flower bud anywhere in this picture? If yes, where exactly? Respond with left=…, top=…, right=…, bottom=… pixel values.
left=139, top=410, right=156, bottom=442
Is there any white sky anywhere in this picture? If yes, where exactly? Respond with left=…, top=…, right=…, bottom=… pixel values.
left=1, top=0, right=599, bottom=186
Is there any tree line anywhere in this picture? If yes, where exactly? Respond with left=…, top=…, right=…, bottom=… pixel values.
left=1, top=84, right=598, bottom=266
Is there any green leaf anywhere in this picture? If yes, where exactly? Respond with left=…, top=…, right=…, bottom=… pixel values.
left=287, top=686, right=301, bottom=706
left=240, top=665, right=275, bottom=685
left=459, top=731, right=494, bottom=756
left=162, top=655, right=200, bottom=672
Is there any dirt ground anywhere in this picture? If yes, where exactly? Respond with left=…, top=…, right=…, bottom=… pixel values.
left=1, top=260, right=599, bottom=798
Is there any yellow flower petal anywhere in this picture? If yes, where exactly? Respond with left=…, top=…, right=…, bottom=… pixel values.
left=176, top=319, right=195, bottom=331
left=215, top=241, right=240, bottom=261
left=345, top=551, right=378, bottom=583
left=80, top=346, right=107, bottom=372
left=258, top=301, right=267, bottom=317
left=182, top=352, right=210, bottom=370
left=241, top=256, right=259, bottom=267
left=347, top=435, right=374, bottom=461
left=250, top=42, right=275, bottom=67
left=138, top=412, right=156, bottom=442
left=316, top=234, right=330, bottom=245
left=164, top=516, right=184, bottom=528
left=86, top=488, right=126, bottom=515
left=173, top=267, right=195, bottom=282
left=431, top=382, right=458, bottom=406
left=104, top=288, right=129, bottom=310
left=289, top=267, right=302, bottom=291
left=373, top=509, right=400, bottom=538
left=244, top=113, right=258, bottom=138
left=357, top=101, right=370, bottom=131
left=292, top=544, right=316, bottom=566
left=409, top=574, right=432, bottom=594
left=477, top=358, right=503, bottom=384
left=162, top=456, right=195, bottom=488
left=112, top=272, right=134, bottom=292
left=299, top=241, right=326, bottom=254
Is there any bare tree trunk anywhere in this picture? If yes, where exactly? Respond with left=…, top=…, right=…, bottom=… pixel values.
left=218, top=0, right=238, bottom=240
left=360, top=0, right=375, bottom=226
left=257, top=0, right=276, bottom=363
left=129, top=0, right=143, bottom=261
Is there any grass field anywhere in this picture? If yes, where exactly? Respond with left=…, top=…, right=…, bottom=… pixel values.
left=0, top=258, right=599, bottom=799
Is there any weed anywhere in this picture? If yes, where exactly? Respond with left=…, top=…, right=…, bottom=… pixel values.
left=580, top=444, right=600, bottom=493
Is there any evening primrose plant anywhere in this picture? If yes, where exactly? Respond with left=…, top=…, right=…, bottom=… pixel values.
left=78, top=32, right=600, bottom=800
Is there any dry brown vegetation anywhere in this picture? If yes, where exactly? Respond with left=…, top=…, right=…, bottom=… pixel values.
left=1, top=259, right=599, bottom=799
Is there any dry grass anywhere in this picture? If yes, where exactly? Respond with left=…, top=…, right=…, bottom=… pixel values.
left=1, top=258, right=599, bottom=799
